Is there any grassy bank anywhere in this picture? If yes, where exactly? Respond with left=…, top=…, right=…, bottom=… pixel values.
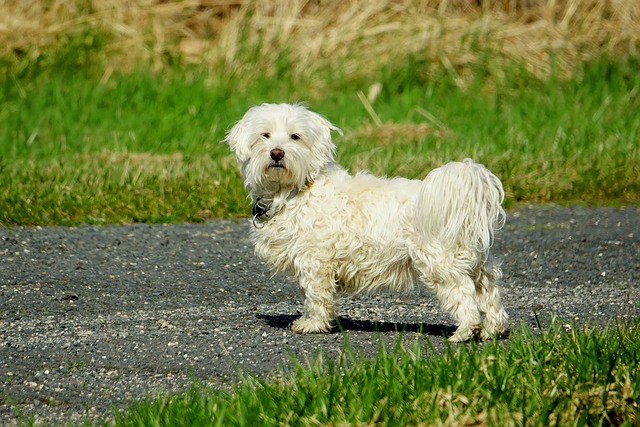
left=1, top=1, right=640, bottom=225
left=110, top=318, right=640, bottom=426
left=1, top=53, right=639, bottom=225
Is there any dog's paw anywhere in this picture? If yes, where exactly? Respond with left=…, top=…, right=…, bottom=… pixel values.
left=479, top=325, right=510, bottom=341
left=291, top=317, right=331, bottom=334
left=448, top=325, right=481, bottom=343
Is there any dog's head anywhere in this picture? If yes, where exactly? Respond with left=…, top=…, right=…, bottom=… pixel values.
left=224, top=103, right=342, bottom=197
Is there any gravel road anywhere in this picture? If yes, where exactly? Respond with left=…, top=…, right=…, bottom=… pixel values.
left=1, top=206, right=638, bottom=426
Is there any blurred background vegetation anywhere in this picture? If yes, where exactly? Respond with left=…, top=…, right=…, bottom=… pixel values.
left=3, top=0, right=638, bottom=83
left=1, top=0, right=639, bottom=225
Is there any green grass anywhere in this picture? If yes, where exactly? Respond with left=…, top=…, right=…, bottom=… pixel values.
left=1, top=53, right=639, bottom=225
left=109, top=318, right=640, bottom=426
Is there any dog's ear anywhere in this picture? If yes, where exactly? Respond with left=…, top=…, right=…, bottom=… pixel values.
left=306, top=110, right=342, bottom=163
left=223, top=117, right=252, bottom=163
left=309, top=110, right=343, bottom=140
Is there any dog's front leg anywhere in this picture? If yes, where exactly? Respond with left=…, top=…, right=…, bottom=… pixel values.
left=291, top=269, right=337, bottom=333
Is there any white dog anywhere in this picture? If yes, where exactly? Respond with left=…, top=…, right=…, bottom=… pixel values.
left=225, top=103, right=508, bottom=342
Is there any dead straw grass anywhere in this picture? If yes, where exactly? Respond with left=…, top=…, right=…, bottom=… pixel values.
left=1, top=0, right=638, bottom=82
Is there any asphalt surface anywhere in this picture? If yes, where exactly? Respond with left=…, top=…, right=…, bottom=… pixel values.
left=1, top=205, right=638, bottom=425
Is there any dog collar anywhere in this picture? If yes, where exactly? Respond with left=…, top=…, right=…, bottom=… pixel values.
left=251, top=182, right=312, bottom=228
left=251, top=194, right=293, bottom=229
left=252, top=198, right=271, bottom=219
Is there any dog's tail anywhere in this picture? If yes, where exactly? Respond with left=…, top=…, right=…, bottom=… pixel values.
left=414, top=159, right=505, bottom=257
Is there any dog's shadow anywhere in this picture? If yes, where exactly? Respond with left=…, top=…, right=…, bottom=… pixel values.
left=256, top=313, right=457, bottom=338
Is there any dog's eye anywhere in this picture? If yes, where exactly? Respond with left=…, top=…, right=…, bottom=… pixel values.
left=261, top=132, right=271, bottom=139
left=290, top=134, right=301, bottom=141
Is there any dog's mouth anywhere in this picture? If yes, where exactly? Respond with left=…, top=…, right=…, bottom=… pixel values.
left=265, top=160, right=294, bottom=181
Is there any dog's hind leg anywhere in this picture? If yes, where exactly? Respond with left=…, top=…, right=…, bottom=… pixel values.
left=411, top=252, right=482, bottom=342
left=422, top=269, right=483, bottom=342
left=442, top=274, right=483, bottom=342
left=475, top=263, right=509, bottom=340
left=291, top=267, right=337, bottom=334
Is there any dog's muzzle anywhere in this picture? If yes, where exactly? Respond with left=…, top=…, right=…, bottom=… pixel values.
left=268, top=148, right=285, bottom=169
left=270, top=148, right=285, bottom=161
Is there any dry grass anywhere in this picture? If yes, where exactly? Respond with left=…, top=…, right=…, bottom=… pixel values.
left=1, top=0, right=638, bottom=84
left=351, top=122, right=440, bottom=146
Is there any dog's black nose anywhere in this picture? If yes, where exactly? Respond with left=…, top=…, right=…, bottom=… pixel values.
left=270, top=148, right=285, bottom=161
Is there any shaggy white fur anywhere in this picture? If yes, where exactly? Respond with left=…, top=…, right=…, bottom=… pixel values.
left=225, top=103, right=508, bottom=342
